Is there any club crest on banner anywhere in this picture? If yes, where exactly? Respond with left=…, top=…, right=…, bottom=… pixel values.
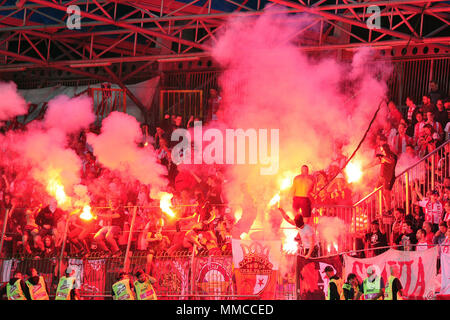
left=239, top=242, right=273, bottom=294
left=196, top=262, right=232, bottom=297
left=232, top=239, right=280, bottom=299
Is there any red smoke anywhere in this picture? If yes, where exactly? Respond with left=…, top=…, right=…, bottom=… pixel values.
left=0, top=81, right=28, bottom=122
left=87, top=111, right=168, bottom=191
left=208, top=7, right=392, bottom=237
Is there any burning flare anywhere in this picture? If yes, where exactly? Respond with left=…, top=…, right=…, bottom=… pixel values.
left=345, top=161, right=363, bottom=183
left=159, top=192, right=176, bottom=218
left=46, top=178, right=68, bottom=206
left=80, top=205, right=94, bottom=221
left=234, top=206, right=243, bottom=223
left=268, top=170, right=298, bottom=208
left=268, top=193, right=281, bottom=208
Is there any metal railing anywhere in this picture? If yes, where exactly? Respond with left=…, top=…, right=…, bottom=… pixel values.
left=3, top=244, right=449, bottom=300
left=0, top=252, right=288, bottom=300
left=159, top=89, right=203, bottom=122
left=392, top=140, right=449, bottom=214
left=351, top=140, right=449, bottom=245
left=352, top=186, right=384, bottom=236
left=88, top=87, right=127, bottom=121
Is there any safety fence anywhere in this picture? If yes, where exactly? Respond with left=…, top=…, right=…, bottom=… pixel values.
left=88, top=86, right=127, bottom=121
left=389, top=57, right=450, bottom=107
left=391, top=140, right=449, bottom=216
left=0, top=204, right=355, bottom=268
left=0, top=251, right=297, bottom=300
left=162, top=70, right=219, bottom=94
left=159, top=57, right=450, bottom=119
left=159, top=89, right=203, bottom=122
left=352, top=140, right=449, bottom=245
left=2, top=244, right=450, bottom=300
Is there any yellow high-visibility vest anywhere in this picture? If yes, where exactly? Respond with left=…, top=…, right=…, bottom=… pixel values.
left=26, top=276, right=49, bottom=300
left=112, top=279, right=135, bottom=300
left=134, top=279, right=157, bottom=300
left=6, top=279, right=27, bottom=300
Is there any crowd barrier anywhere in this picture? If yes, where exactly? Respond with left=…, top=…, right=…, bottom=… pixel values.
left=1, top=244, right=448, bottom=300
left=0, top=251, right=296, bottom=300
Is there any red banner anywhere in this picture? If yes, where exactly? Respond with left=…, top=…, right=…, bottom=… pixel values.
left=152, top=257, right=190, bottom=300
left=232, top=239, right=282, bottom=300
left=297, top=255, right=343, bottom=300
left=194, top=256, right=234, bottom=300
left=82, top=259, right=106, bottom=300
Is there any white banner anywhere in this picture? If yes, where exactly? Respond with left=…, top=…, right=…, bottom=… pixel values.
left=343, top=247, right=438, bottom=299
left=441, top=253, right=450, bottom=295
left=0, top=259, right=14, bottom=282
left=68, top=258, right=84, bottom=289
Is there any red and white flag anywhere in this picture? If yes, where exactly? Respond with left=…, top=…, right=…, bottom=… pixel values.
left=232, top=239, right=281, bottom=300
left=343, top=247, right=438, bottom=299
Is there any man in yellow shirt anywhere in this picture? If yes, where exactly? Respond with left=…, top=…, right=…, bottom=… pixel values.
left=290, top=165, right=315, bottom=224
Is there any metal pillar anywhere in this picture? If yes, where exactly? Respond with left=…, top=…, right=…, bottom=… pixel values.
left=123, top=206, right=138, bottom=272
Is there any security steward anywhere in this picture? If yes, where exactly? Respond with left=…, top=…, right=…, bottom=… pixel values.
left=134, top=269, right=157, bottom=300
left=384, top=265, right=404, bottom=300
left=0, top=271, right=29, bottom=300
left=25, top=267, right=49, bottom=300
left=359, top=266, right=384, bottom=300
left=112, top=271, right=135, bottom=300
left=324, top=266, right=343, bottom=300
left=341, top=273, right=361, bottom=300
left=55, top=267, right=80, bottom=300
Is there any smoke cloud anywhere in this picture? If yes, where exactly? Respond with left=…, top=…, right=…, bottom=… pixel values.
left=207, top=7, right=392, bottom=239
left=316, top=216, right=347, bottom=246
left=2, top=93, right=97, bottom=202
left=43, top=94, right=95, bottom=134
left=87, top=111, right=168, bottom=192
left=0, top=81, right=28, bottom=122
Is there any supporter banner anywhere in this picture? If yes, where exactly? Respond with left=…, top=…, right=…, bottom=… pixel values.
left=152, top=257, right=190, bottom=299
left=68, top=258, right=83, bottom=292
left=0, top=259, right=14, bottom=282
left=82, top=259, right=106, bottom=300
left=232, top=239, right=282, bottom=300
left=440, top=253, right=450, bottom=295
left=194, top=255, right=234, bottom=299
left=343, top=247, right=438, bottom=299
left=297, top=255, right=343, bottom=300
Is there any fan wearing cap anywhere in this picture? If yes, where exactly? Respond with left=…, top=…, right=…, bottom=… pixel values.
left=414, top=183, right=444, bottom=233
left=359, top=266, right=385, bottom=300
left=324, top=266, right=343, bottom=300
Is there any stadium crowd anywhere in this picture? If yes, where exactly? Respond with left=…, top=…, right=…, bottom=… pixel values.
left=0, top=84, right=449, bottom=264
